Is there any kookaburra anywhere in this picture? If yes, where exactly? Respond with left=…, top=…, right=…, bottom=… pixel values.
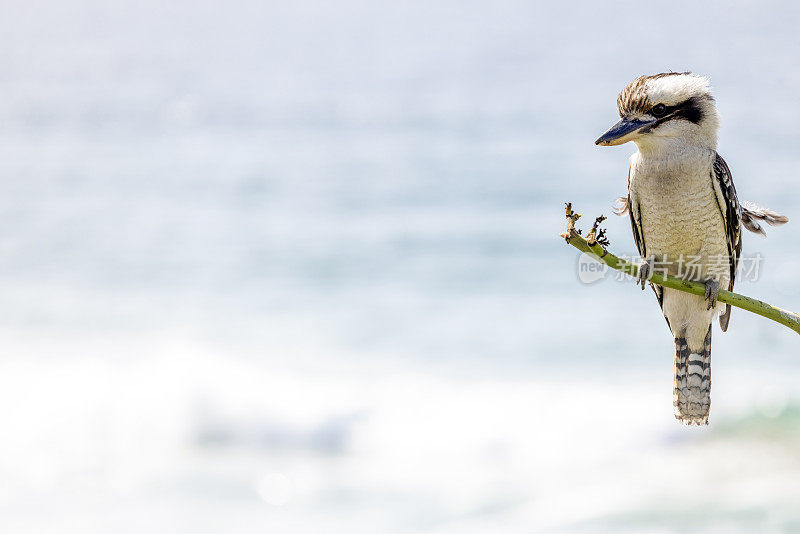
left=596, top=72, right=788, bottom=425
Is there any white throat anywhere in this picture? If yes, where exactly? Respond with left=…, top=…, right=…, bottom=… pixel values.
left=634, top=130, right=717, bottom=161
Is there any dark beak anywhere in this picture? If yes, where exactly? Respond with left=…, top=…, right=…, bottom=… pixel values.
left=595, top=117, right=654, bottom=146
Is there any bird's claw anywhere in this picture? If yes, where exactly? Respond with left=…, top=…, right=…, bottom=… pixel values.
left=704, top=279, right=720, bottom=310
left=636, top=258, right=653, bottom=290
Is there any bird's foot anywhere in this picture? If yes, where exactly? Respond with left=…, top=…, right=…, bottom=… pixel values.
left=704, top=279, right=720, bottom=310
left=636, top=257, right=653, bottom=290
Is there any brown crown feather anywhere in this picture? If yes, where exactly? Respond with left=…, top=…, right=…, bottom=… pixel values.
left=616, top=72, right=692, bottom=116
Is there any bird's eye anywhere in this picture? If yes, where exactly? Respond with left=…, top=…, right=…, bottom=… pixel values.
left=651, top=104, right=667, bottom=117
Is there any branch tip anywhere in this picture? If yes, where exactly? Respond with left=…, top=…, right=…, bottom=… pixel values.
left=586, top=214, right=611, bottom=248
left=563, top=202, right=582, bottom=242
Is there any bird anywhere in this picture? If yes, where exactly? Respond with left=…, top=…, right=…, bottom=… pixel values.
left=595, top=72, right=788, bottom=425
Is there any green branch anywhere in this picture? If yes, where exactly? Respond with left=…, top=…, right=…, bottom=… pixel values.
left=561, top=202, right=800, bottom=335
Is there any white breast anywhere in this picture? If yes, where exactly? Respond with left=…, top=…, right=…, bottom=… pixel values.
left=629, top=149, right=729, bottom=284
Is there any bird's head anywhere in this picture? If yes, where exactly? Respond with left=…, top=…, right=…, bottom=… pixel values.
left=595, top=72, right=719, bottom=151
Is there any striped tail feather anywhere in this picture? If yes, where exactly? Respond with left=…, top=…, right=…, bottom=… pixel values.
left=673, top=325, right=712, bottom=425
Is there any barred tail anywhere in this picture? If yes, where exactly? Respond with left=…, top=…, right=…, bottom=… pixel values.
left=673, top=325, right=712, bottom=425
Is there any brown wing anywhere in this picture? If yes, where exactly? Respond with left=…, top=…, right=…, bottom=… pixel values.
left=712, top=153, right=742, bottom=331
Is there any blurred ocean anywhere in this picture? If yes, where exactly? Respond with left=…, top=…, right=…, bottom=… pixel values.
left=1, top=0, right=800, bottom=532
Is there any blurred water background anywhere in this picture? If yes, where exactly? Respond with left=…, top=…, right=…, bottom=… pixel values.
left=1, top=0, right=800, bottom=532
